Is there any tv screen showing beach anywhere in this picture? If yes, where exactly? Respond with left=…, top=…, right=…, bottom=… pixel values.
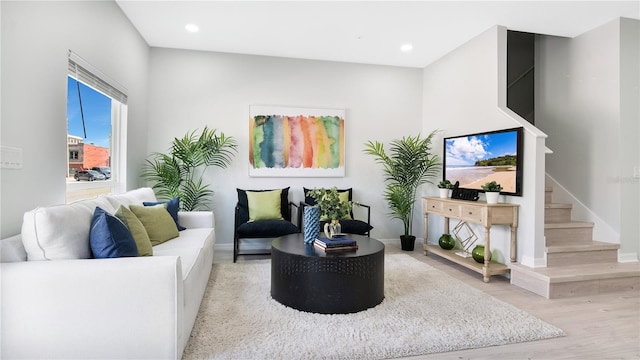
left=443, top=127, right=523, bottom=196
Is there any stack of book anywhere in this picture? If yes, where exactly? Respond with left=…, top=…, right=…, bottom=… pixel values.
left=313, top=236, right=358, bottom=252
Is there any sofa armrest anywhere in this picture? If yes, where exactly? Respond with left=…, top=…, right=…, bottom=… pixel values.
left=1, top=256, right=184, bottom=359
left=178, top=210, right=214, bottom=229
left=1, top=234, right=26, bottom=262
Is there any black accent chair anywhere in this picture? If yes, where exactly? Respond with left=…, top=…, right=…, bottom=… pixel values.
left=234, top=187, right=299, bottom=263
left=299, top=187, right=373, bottom=237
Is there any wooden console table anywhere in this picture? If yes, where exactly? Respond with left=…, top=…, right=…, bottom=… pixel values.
left=422, top=197, right=519, bottom=282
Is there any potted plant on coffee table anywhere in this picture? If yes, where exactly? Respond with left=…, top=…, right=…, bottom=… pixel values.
left=481, top=181, right=503, bottom=204
left=364, top=131, right=440, bottom=251
left=306, top=187, right=352, bottom=237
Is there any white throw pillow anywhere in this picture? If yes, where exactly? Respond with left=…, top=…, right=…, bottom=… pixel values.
left=103, top=187, right=157, bottom=209
left=21, top=197, right=115, bottom=261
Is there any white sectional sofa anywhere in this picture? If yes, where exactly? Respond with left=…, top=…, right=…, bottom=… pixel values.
left=0, top=188, right=215, bottom=359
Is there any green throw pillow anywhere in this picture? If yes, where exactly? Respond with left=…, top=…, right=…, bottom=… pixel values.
left=338, top=191, right=352, bottom=220
left=129, top=204, right=179, bottom=246
left=246, top=189, right=284, bottom=221
left=115, top=205, right=153, bottom=256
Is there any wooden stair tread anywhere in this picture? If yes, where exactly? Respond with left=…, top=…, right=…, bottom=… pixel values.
left=546, top=240, right=619, bottom=253
left=545, top=203, right=572, bottom=209
left=510, top=262, right=640, bottom=283
left=545, top=221, right=594, bottom=229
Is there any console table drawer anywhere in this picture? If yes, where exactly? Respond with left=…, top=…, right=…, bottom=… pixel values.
left=460, top=205, right=485, bottom=224
left=424, top=199, right=443, bottom=214
left=443, top=204, right=461, bottom=217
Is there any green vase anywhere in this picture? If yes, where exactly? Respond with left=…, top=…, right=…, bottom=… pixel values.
left=438, top=234, right=455, bottom=250
left=472, top=245, right=490, bottom=263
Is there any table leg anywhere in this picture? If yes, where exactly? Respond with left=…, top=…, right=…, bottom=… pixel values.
left=510, top=206, right=519, bottom=263
left=423, top=213, right=429, bottom=255
left=510, top=225, right=517, bottom=262
left=444, top=217, right=450, bottom=234
left=483, top=226, right=491, bottom=283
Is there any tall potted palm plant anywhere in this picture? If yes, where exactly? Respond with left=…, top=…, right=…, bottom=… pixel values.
left=364, top=131, right=440, bottom=250
left=142, top=126, right=237, bottom=211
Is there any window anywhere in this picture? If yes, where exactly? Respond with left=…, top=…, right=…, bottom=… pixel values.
left=66, top=51, right=128, bottom=203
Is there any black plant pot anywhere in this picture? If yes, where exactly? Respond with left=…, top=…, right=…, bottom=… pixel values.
left=400, top=235, right=416, bottom=251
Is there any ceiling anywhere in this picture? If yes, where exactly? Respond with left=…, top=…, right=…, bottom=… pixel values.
left=115, top=1, right=639, bottom=68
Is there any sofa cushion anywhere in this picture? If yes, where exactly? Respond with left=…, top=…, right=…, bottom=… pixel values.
left=321, top=219, right=373, bottom=235
left=152, top=228, right=213, bottom=251
left=115, top=205, right=153, bottom=256
left=130, top=204, right=179, bottom=246
left=153, top=228, right=214, bottom=283
left=143, top=197, right=186, bottom=231
left=21, top=196, right=116, bottom=261
left=90, top=207, right=138, bottom=258
left=236, top=219, right=298, bottom=238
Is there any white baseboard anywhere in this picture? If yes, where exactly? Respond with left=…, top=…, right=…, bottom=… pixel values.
left=618, top=251, right=640, bottom=263
left=215, top=243, right=233, bottom=251
left=520, top=255, right=547, bottom=268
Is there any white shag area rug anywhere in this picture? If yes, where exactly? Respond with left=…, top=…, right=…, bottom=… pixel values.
left=183, top=254, right=565, bottom=360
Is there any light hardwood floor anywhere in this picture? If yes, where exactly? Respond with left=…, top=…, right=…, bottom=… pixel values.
left=215, top=241, right=640, bottom=360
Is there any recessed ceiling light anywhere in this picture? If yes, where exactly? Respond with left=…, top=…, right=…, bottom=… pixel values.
left=400, top=43, right=413, bottom=52
left=185, top=24, right=200, bottom=33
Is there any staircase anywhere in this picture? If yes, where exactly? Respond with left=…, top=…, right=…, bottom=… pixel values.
left=510, top=186, right=640, bottom=299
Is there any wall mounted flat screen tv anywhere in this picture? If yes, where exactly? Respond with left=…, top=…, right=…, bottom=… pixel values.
left=443, top=127, right=523, bottom=196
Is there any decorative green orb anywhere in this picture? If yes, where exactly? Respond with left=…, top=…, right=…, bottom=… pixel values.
left=438, top=234, right=455, bottom=250
left=472, top=245, right=491, bottom=263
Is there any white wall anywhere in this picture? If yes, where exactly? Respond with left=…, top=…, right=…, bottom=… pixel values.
left=422, top=25, right=547, bottom=266
left=619, top=18, right=640, bottom=261
left=0, top=1, right=150, bottom=238
left=536, top=17, right=639, bottom=260
left=146, top=48, right=424, bottom=245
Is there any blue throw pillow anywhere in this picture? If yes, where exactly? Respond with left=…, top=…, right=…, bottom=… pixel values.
left=143, top=197, right=186, bottom=231
left=90, top=207, right=138, bottom=258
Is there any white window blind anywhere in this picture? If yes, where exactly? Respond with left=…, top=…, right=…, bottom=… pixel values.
left=67, top=50, right=128, bottom=104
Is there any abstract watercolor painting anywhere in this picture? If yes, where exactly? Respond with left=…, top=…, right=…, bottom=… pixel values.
left=249, top=105, right=345, bottom=177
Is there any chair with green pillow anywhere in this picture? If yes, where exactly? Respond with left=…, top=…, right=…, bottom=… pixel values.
left=234, top=187, right=299, bottom=262
left=299, top=187, right=373, bottom=237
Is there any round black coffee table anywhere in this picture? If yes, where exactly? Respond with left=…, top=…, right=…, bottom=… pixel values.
left=271, top=233, right=385, bottom=314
